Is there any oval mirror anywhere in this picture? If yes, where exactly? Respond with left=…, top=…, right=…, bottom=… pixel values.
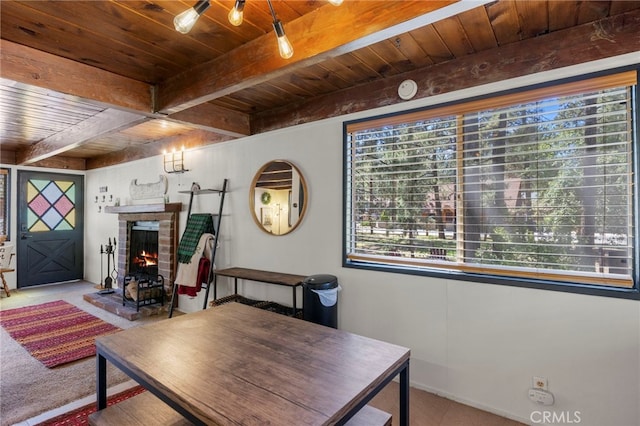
left=250, top=160, right=308, bottom=235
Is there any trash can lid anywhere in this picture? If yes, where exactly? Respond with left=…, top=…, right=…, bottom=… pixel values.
left=303, top=274, right=338, bottom=290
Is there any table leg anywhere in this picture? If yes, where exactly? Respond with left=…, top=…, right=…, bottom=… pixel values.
left=97, top=352, right=107, bottom=410
left=234, top=277, right=238, bottom=295
left=213, top=273, right=218, bottom=300
left=400, top=361, right=410, bottom=426
left=292, top=287, right=297, bottom=315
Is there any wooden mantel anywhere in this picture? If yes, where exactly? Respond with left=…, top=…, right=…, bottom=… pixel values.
left=104, top=203, right=182, bottom=214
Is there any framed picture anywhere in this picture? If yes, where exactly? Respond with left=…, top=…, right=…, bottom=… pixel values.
left=261, top=208, right=273, bottom=226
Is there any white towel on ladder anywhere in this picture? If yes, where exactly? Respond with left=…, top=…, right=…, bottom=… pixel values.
left=175, top=233, right=214, bottom=287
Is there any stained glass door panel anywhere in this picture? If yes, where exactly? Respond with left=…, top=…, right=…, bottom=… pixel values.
left=17, top=171, right=84, bottom=287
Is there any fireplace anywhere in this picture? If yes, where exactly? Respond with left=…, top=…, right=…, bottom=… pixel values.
left=109, top=204, right=181, bottom=298
left=128, top=221, right=159, bottom=278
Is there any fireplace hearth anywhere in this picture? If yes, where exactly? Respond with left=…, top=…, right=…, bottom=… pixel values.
left=105, top=203, right=181, bottom=299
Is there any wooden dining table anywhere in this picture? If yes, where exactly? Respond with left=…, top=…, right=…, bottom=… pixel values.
left=95, top=302, right=410, bottom=425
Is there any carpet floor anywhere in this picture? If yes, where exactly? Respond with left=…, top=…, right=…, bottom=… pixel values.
left=0, top=281, right=169, bottom=426
left=35, top=385, right=146, bottom=426
left=0, top=300, right=121, bottom=368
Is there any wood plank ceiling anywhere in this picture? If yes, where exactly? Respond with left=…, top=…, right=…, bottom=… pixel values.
left=1, top=0, right=639, bottom=170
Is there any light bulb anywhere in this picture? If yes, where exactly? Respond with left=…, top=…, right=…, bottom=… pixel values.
left=327, top=0, right=343, bottom=5
left=273, top=20, right=293, bottom=59
left=228, top=0, right=245, bottom=26
left=174, top=8, right=200, bottom=34
left=228, top=8, right=243, bottom=26
left=277, top=34, right=294, bottom=59
left=173, top=0, right=210, bottom=34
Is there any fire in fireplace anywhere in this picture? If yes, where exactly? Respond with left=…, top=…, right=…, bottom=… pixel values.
left=132, top=250, right=158, bottom=268
left=128, top=221, right=159, bottom=277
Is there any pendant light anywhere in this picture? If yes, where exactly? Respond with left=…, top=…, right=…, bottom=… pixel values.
left=173, top=0, right=211, bottom=34
left=266, top=0, right=293, bottom=59
left=175, top=0, right=341, bottom=59
left=228, top=0, right=245, bottom=27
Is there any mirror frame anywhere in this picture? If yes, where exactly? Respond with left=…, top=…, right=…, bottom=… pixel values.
left=249, top=160, right=308, bottom=236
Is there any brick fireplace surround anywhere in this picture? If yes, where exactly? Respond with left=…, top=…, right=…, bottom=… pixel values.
left=107, top=203, right=181, bottom=297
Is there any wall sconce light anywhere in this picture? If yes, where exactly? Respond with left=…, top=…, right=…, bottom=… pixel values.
left=163, top=147, right=188, bottom=174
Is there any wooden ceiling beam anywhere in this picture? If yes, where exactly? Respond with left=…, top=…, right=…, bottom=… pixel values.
left=0, top=150, right=16, bottom=165
left=29, top=156, right=87, bottom=172
left=0, top=39, right=249, bottom=138
left=156, top=0, right=487, bottom=114
left=167, top=103, right=251, bottom=137
left=16, top=109, right=148, bottom=165
left=252, top=9, right=640, bottom=134
left=0, top=39, right=152, bottom=113
left=85, top=130, right=235, bottom=170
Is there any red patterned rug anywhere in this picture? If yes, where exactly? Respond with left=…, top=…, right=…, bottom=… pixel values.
left=0, top=300, right=121, bottom=368
left=36, top=385, right=146, bottom=426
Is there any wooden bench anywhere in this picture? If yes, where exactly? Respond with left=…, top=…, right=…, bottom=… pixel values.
left=213, top=267, right=307, bottom=315
left=89, top=391, right=392, bottom=425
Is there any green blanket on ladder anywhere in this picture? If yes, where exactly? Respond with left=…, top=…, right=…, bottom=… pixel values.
left=177, top=214, right=214, bottom=264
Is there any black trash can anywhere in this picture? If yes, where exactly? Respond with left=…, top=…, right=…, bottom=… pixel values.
left=302, top=274, right=339, bottom=328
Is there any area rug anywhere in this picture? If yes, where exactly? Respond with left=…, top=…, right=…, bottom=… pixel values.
left=36, top=385, right=146, bottom=426
left=0, top=300, right=121, bottom=368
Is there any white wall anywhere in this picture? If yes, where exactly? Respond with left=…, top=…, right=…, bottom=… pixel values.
left=5, top=52, right=637, bottom=425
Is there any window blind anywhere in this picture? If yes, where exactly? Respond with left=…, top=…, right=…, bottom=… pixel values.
left=345, top=71, right=636, bottom=289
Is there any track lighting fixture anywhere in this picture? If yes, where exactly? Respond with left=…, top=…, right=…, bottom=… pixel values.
left=174, top=0, right=341, bottom=59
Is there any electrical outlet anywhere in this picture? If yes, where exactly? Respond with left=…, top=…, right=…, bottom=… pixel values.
left=528, top=388, right=554, bottom=405
left=533, top=376, right=548, bottom=390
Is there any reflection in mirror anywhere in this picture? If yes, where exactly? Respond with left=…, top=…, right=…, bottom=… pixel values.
left=250, top=160, right=307, bottom=235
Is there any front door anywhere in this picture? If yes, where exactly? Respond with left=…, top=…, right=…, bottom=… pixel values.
left=17, top=171, right=84, bottom=287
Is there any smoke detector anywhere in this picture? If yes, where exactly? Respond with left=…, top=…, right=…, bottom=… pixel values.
left=398, top=79, right=418, bottom=100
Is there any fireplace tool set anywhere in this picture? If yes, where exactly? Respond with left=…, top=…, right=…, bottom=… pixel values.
left=100, top=237, right=117, bottom=294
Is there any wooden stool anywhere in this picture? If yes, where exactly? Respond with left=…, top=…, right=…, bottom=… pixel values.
left=0, top=251, right=15, bottom=297
left=0, top=267, right=13, bottom=297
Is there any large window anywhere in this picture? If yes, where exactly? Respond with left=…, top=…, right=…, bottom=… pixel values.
left=344, top=70, right=638, bottom=298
